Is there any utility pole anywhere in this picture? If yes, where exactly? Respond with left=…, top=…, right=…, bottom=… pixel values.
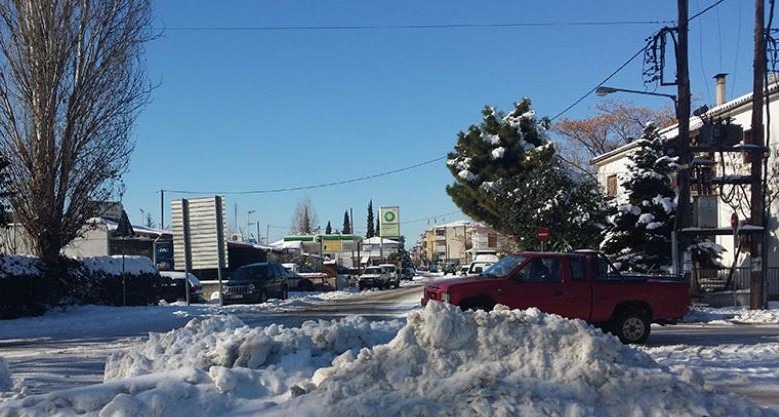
left=160, top=189, right=164, bottom=230
left=675, top=0, right=693, bottom=279
left=750, top=0, right=766, bottom=309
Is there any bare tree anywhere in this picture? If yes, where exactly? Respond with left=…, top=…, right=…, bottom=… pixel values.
left=0, top=0, right=153, bottom=265
left=553, top=100, right=675, bottom=174
left=290, top=198, right=318, bottom=235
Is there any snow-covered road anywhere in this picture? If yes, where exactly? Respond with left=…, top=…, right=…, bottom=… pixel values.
left=2, top=281, right=779, bottom=416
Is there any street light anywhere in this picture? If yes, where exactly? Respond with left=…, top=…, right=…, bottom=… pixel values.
left=247, top=210, right=256, bottom=242
left=595, top=86, right=677, bottom=113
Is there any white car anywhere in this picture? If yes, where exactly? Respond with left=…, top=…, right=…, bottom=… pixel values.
left=378, top=264, right=401, bottom=288
left=358, top=266, right=393, bottom=290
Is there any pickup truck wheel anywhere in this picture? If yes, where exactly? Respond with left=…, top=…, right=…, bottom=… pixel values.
left=612, top=310, right=650, bottom=344
left=258, top=290, right=268, bottom=304
left=298, top=279, right=313, bottom=291
left=281, top=286, right=289, bottom=300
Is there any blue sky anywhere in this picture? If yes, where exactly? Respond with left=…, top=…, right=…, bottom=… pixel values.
left=123, top=0, right=755, bottom=244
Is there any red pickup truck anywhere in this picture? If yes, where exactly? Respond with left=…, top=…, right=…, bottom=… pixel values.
left=421, top=250, right=690, bottom=344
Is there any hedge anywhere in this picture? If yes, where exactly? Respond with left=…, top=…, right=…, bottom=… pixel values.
left=0, top=255, right=165, bottom=319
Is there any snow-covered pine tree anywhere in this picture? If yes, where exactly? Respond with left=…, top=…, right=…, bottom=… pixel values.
left=600, top=123, right=677, bottom=272
left=446, top=98, right=606, bottom=249
left=445, top=99, right=547, bottom=233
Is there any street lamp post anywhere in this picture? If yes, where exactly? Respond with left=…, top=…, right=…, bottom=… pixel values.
left=247, top=210, right=256, bottom=242
left=595, top=86, right=677, bottom=113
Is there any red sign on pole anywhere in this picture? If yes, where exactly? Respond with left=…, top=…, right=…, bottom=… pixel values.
left=536, top=227, right=550, bottom=242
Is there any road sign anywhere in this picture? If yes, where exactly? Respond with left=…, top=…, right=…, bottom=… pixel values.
left=536, top=227, right=550, bottom=242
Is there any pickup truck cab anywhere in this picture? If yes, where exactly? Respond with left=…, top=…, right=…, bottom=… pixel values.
left=421, top=251, right=690, bottom=344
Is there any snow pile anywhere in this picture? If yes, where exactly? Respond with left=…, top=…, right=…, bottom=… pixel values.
left=79, top=255, right=157, bottom=276
left=275, top=302, right=768, bottom=417
left=104, top=314, right=403, bottom=384
left=0, top=255, right=42, bottom=278
left=2, top=303, right=773, bottom=417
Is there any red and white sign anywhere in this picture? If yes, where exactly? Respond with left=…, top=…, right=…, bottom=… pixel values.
left=536, top=227, right=550, bottom=242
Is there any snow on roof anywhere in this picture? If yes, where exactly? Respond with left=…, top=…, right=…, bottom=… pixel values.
left=363, top=237, right=399, bottom=245
left=79, top=255, right=157, bottom=276
left=89, top=217, right=171, bottom=237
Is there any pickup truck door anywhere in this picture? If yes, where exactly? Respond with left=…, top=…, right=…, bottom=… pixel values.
left=495, top=255, right=591, bottom=320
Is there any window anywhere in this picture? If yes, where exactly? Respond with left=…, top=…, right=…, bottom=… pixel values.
left=568, top=256, right=586, bottom=281
left=606, top=175, right=618, bottom=198
left=516, top=257, right=561, bottom=283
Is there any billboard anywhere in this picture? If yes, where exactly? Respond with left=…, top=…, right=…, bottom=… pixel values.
left=171, top=196, right=229, bottom=270
left=380, top=206, right=400, bottom=238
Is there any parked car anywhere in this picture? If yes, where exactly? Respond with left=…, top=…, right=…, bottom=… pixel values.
left=158, top=271, right=203, bottom=303
left=421, top=250, right=690, bottom=344
left=358, top=266, right=393, bottom=290
left=379, top=264, right=401, bottom=288
left=458, top=265, right=470, bottom=276
left=222, top=262, right=289, bottom=305
left=282, top=263, right=331, bottom=291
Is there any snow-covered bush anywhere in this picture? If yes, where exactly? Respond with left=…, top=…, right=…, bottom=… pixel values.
left=0, top=255, right=162, bottom=318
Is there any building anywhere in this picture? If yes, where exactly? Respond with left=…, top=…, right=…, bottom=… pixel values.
left=592, top=75, right=779, bottom=267
left=415, top=221, right=508, bottom=269
left=591, top=75, right=779, bottom=296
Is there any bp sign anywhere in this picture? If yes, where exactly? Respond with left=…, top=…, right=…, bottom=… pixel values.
left=380, top=206, right=400, bottom=238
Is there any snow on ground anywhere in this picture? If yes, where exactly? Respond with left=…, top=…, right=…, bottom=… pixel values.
left=2, top=298, right=779, bottom=417
left=1, top=281, right=779, bottom=416
left=685, top=302, right=779, bottom=324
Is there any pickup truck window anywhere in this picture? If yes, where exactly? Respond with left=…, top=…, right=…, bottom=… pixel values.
left=515, top=257, right=561, bottom=283
left=481, top=254, right=525, bottom=278
left=569, top=256, right=586, bottom=281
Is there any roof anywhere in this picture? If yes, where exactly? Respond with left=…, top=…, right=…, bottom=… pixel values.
left=363, top=237, right=399, bottom=245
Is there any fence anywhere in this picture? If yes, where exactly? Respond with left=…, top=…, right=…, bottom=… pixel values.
left=696, top=267, right=779, bottom=299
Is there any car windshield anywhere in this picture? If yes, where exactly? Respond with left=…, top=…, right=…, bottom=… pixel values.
left=231, top=265, right=269, bottom=281
left=364, top=267, right=382, bottom=274
left=480, top=255, right=525, bottom=278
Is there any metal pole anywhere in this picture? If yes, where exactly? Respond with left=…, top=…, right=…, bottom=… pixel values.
left=160, top=189, right=164, bottom=230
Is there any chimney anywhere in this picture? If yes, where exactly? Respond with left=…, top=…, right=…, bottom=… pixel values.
left=714, top=73, right=727, bottom=106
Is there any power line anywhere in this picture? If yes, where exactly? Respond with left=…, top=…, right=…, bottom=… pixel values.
left=550, top=46, right=647, bottom=121
left=162, top=20, right=675, bottom=32
left=164, top=156, right=446, bottom=195
left=402, top=210, right=463, bottom=225
left=549, top=0, right=730, bottom=121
